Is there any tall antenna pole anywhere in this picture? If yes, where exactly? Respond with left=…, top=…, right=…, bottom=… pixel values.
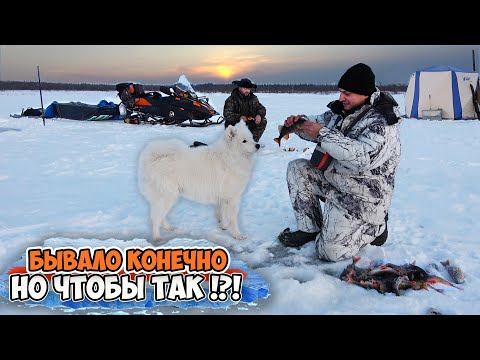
left=37, top=65, right=45, bottom=126
left=473, top=49, right=476, bottom=72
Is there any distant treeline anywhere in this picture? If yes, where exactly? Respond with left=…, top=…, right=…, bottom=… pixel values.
left=0, top=81, right=407, bottom=93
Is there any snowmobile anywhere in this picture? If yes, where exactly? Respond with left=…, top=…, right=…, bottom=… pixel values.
left=116, top=75, right=224, bottom=127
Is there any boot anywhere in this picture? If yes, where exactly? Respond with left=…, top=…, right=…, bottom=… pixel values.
left=278, top=227, right=319, bottom=247
left=371, top=213, right=388, bottom=246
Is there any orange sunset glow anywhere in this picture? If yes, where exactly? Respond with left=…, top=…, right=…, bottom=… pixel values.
left=181, top=64, right=244, bottom=82
left=215, top=65, right=235, bottom=79
left=1, top=45, right=477, bottom=85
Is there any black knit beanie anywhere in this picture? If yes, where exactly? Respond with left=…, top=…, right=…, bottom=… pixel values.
left=337, top=63, right=376, bottom=96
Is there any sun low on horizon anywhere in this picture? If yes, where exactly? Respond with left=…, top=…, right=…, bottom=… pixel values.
left=186, top=63, right=243, bottom=83
left=215, top=66, right=235, bottom=80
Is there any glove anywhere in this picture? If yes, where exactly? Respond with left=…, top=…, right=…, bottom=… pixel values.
left=327, top=100, right=344, bottom=114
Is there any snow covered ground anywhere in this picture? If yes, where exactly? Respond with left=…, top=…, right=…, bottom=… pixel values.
left=0, top=89, right=479, bottom=315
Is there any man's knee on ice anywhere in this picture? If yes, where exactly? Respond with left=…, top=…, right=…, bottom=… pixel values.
left=287, top=158, right=309, bottom=174
left=315, top=235, right=350, bottom=262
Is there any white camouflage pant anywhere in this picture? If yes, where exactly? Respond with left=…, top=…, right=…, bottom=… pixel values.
left=286, top=159, right=384, bottom=262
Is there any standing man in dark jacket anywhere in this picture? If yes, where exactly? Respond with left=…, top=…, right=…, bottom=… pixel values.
left=223, top=78, right=267, bottom=142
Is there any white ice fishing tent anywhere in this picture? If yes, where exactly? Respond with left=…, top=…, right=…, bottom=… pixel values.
left=405, top=66, right=479, bottom=120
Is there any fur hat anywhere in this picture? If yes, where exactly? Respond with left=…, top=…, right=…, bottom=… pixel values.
left=232, top=78, right=257, bottom=89
left=337, top=63, right=376, bottom=96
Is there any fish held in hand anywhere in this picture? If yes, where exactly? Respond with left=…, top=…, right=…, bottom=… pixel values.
left=273, top=118, right=307, bottom=146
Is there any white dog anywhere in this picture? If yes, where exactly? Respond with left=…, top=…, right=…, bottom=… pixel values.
left=138, top=121, right=260, bottom=241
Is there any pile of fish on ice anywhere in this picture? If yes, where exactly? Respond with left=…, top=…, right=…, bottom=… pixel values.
left=340, top=256, right=465, bottom=296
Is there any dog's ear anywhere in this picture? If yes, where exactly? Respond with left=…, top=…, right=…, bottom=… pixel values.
left=226, top=125, right=236, bottom=140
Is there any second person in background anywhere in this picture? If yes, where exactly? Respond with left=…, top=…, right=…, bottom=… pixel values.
left=223, top=78, right=267, bottom=143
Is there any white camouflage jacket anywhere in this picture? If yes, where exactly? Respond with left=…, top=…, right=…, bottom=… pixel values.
left=299, top=90, right=402, bottom=225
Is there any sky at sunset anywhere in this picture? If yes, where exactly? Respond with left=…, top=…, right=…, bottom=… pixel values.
left=1, top=45, right=479, bottom=86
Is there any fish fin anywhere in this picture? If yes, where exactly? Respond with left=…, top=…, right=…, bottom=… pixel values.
left=284, top=134, right=290, bottom=140
left=428, top=285, right=445, bottom=294
left=273, top=138, right=280, bottom=145
left=440, top=259, right=450, bottom=267
left=429, top=276, right=463, bottom=290
left=447, top=281, right=464, bottom=290
left=277, top=125, right=283, bottom=132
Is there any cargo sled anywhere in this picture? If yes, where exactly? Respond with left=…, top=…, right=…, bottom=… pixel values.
left=10, top=100, right=122, bottom=121
left=116, top=75, right=223, bottom=127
